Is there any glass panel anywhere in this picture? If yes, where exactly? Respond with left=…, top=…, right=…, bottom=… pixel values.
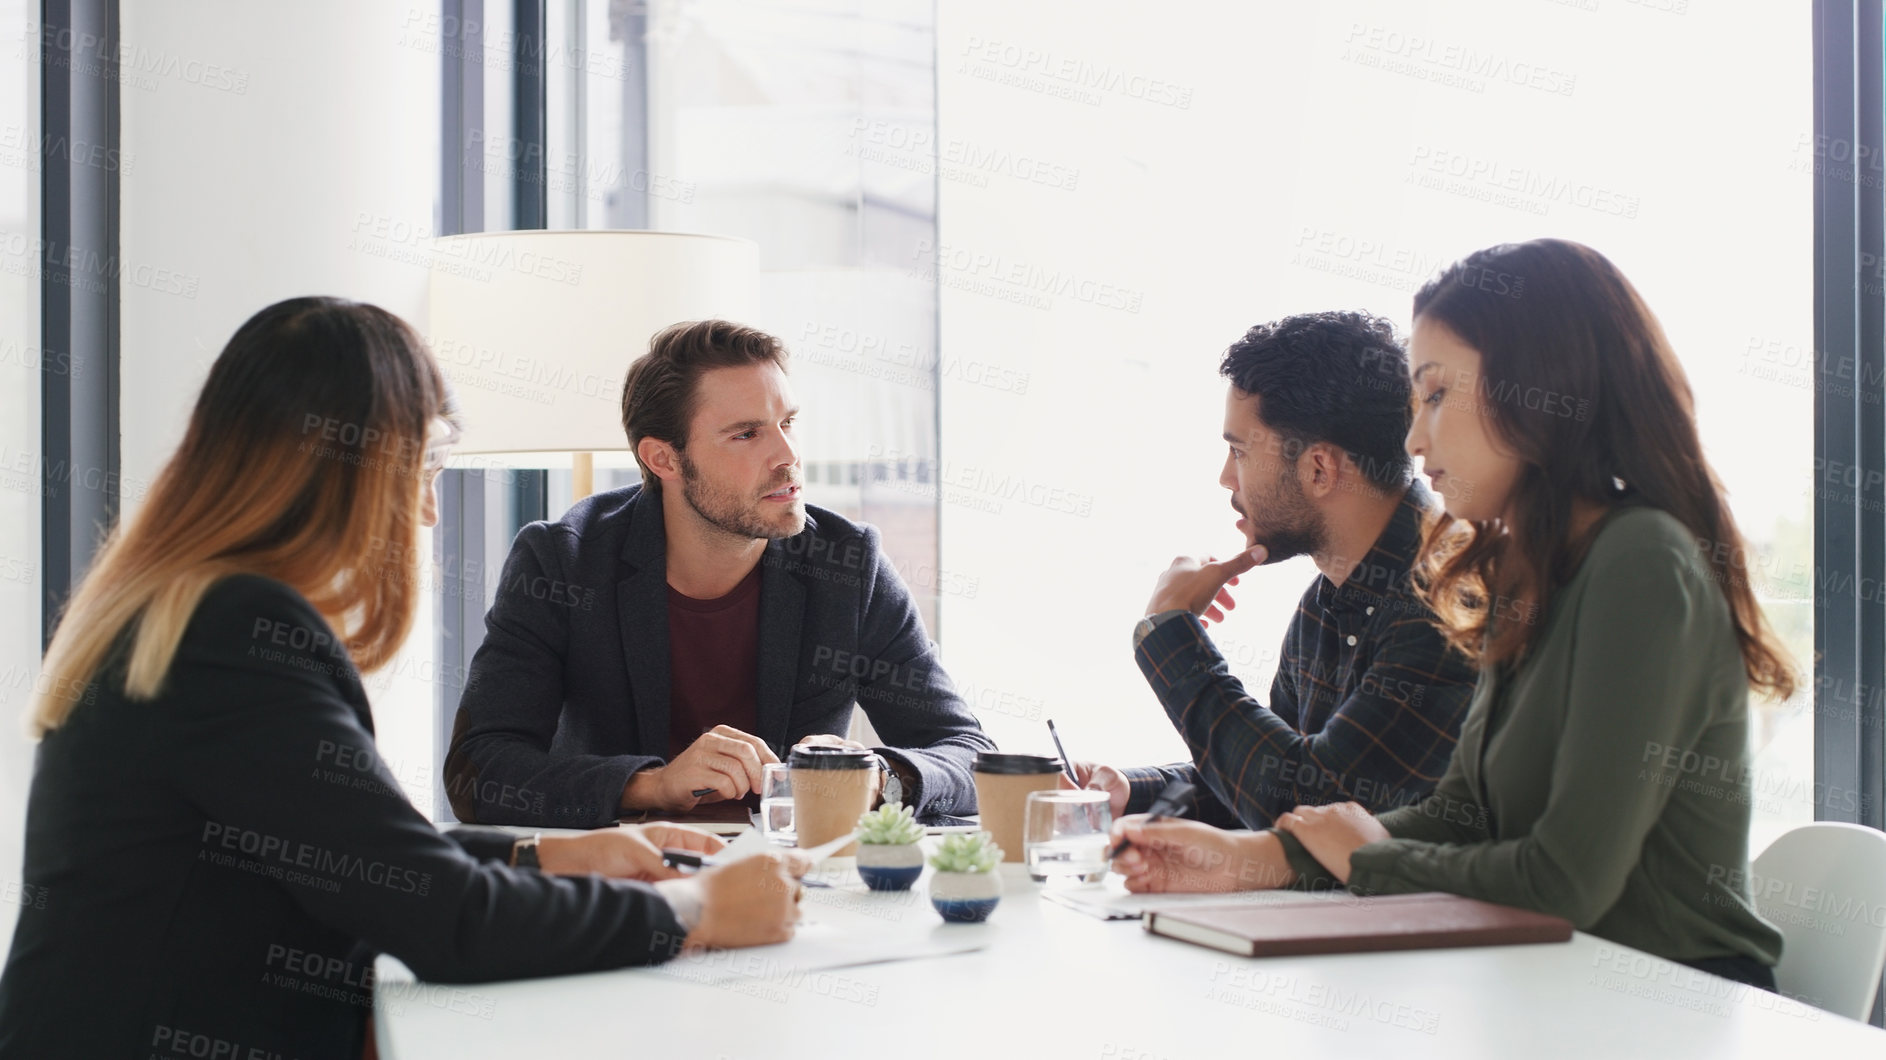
left=434, top=0, right=946, bottom=805
left=937, top=1, right=1813, bottom=842
left=563, top=0, right=943, bottom=634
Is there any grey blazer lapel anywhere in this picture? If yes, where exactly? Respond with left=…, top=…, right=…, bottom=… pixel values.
left=618, top=488, right=671, bottom=758
left=755, top=543, right=807, bottom=756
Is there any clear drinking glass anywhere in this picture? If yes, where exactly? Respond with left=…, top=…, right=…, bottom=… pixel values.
left=1023, top=789, right=1112, bottom=884
left=759, top=763, right=795, bottom=846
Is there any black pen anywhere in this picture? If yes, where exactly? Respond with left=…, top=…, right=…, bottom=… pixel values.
left=690, top=788, right=718, bottom=798
left=1107, top=778, right=1195, bottom=859
left=1046, top=719, right=1080, bottom=788
left=661, top=849, right=715, bottom=870
left=660, top=849, right=831, bottom=887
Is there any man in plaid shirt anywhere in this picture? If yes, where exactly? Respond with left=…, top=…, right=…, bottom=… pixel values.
left=1068, top=311, right=1477, bottom=829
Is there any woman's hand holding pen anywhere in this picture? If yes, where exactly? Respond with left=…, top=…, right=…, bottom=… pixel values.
left=536, top=824, right=726, bottom=882
left=1109, top=816, right=1247, bottom=893
left=1109, top=817, right=1296, bottom=894
left=687, top=851, right=805, bottom=950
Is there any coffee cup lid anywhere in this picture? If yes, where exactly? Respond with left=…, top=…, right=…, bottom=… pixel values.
left=973, top=751, right=1063, bottom=775
left=788, top=745, right=875, bottom=770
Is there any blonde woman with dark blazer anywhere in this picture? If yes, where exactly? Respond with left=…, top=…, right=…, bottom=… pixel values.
left=0, top=298, right=805, bottom=1059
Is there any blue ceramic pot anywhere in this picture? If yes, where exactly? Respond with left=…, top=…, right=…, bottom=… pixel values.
left=929, top=869, right=1001, bottom=922
left=856, top=842, right=925, bottom=891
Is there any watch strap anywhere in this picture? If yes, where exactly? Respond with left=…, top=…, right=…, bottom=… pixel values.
left=1134, top=608, right=1192, bottom=650
left=874, top=754, right=905, bottom=807
left=510, top=832, right=543, bottom=870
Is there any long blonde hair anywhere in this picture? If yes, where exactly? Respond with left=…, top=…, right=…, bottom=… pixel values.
left=32, top=297, right=454, bottom=736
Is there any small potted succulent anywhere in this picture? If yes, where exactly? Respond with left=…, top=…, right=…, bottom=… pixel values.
left=927, top=831, right=1002, bottom=922
left=854, top=804, right=926, bottom=891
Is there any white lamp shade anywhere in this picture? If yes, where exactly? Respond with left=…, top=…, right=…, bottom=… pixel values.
left=427, top=230, right=760, bottom=454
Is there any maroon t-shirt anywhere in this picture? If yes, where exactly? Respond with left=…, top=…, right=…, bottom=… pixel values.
left=665, top=563, right=763, bottom=761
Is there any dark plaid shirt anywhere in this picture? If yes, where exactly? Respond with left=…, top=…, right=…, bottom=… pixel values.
left=1124, top=482, right=1477, bottom=829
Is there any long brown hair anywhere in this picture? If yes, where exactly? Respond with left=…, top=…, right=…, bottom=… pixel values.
left=32, top=297, right=455, bottom=735
left=1410, top=239, right=1795, bottom=700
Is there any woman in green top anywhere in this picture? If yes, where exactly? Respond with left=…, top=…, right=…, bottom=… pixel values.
left=1111, top=239, right=1793, bottom=991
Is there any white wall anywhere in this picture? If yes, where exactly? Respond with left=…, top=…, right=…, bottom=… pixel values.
left=118, top=0, right=444, bottom=809
left=0, top=0, right=41, bottom=959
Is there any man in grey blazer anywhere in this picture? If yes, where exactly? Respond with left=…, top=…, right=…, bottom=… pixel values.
left=445, top=319, right=991, bottom=828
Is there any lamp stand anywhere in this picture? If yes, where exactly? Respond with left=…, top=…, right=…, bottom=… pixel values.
left=572, top=452, right=595, bottom=501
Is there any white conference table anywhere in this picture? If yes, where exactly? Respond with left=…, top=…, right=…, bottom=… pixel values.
left=377, top=830, right=1886, bottom=1059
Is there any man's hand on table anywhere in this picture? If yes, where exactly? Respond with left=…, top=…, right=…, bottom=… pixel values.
left=621, top=725, right=780, bottom=811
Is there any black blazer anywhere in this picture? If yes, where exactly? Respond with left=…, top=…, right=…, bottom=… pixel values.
left=445, top=485, right=993, bottom=827
left=0, top=576, right=686, bottom=1060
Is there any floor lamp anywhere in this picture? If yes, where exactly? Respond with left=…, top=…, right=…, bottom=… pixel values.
left=427, top=230, right=759, bottom=499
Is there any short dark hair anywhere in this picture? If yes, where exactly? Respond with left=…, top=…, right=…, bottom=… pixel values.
left=1218, top=310, right=1412, bottom=492
left=620, top=319, right=789, bottom=491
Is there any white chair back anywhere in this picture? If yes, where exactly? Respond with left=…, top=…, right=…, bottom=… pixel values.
left=1751, top=821, right=1886, bottom=1020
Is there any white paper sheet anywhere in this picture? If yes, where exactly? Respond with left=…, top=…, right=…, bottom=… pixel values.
left=708, top=827, right=857, bottom=866
left=711, top=826, right=778, bottom=865
left=642, top=899, right=991, bottom=988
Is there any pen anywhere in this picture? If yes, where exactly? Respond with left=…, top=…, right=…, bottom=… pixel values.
left=690, top=788, right=718, bottom=798
left=660, top=849, right=713, bottom=870
left=1106, top=778, right=1195, bottom=860
left=1046, top=718, right=1080, bottom=788
left=659, top=848, right=833, bottom=887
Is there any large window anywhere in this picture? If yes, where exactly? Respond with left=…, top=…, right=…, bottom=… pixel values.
left=533, top=0, right=941, bottom=621
left=428, top=0, right=943, bottom=817
left=935, top=1, right=1814, bottom=850
left=639, top=0, right=942, bottom=636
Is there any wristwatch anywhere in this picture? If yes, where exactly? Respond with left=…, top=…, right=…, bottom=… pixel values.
left=874, top=754, right=905, bottom=807
left=510, top=832, right=543, bottom=870
left=1133, top=609, right=1192, bottom=649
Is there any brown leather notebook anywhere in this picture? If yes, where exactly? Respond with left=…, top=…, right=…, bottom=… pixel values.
left=1142, top=892, right=1573, bottom=957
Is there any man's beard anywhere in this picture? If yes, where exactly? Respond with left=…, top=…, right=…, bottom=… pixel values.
left=677, top=452, right=802, bottom=541
left=1239, top=468, right=1328, bottom=564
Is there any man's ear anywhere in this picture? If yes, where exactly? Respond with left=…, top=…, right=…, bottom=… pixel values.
left=638, top=436, right=683, bottom=486
left=1301, top=443, right=1342, bottom=500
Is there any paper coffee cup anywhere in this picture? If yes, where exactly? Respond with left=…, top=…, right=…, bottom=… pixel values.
left=788, top=746, right=875, bottom=857
left=972, top=752, right=1064, bottom=863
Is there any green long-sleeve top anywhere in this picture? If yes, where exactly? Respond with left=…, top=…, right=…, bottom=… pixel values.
left=1275, top=505, right=1784, bottom=966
